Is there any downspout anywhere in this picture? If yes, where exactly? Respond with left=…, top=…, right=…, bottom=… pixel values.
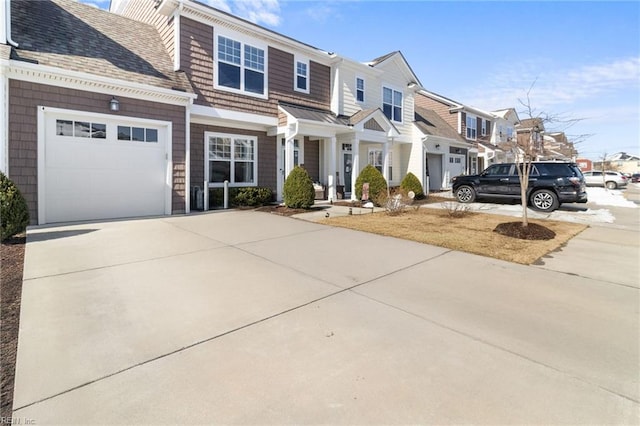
left=6, top=0, right=18, bottom=47
left=421, top=136, right=429, bottom=196
left=184, top=98, right=192, bottom=213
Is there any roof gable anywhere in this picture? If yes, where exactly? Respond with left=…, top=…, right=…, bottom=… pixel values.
left=367, top=51, right=422, bottom=87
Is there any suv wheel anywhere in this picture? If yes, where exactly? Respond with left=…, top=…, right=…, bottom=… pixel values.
left=605, top=181, right=617, bottom=190
left=530, top=189, right=559, bottom=212
left=455, top=185, right=476, bottom=203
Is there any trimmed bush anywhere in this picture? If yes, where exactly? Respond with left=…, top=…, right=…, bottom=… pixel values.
left=233, top=187, right=273, bottom=207
left=400, top=172, right=425, bottom=199
left=1, top=172, right=29, bottom=241
left=355, top=164, right=388, bottom=203
left=283, top=166, right=315, bottom=209
left=208, top=186, right=274, bottom=208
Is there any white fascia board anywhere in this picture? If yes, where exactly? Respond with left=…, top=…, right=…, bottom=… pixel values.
left=191, top=104, right=277, bottom=130
left=177, top=1, right=333, bottom=64
left=296, top=119, right=351, bottom=138
left=5, top=60, right=197, bottom=106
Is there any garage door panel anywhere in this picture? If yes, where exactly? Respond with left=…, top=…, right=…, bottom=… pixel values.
left=43, top=113, right=169, bottom=224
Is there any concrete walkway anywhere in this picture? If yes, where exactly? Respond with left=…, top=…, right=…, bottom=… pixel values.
left=12, top=206, right=639, bottom=424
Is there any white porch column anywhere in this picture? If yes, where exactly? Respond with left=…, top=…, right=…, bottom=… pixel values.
left=351, top=136, right=360, bottom=200
left=285, top=136, right=295, bottom=176
left=327, top=136, right=337, bottom=201
left=382, top=140, right=390, bottom=183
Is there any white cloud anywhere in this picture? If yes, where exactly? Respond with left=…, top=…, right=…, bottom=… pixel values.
left=203, top=0, right=232, bottom=13
left=462, top=56, right=640, bottom=113
left=232, top=0, right=280, bottom=27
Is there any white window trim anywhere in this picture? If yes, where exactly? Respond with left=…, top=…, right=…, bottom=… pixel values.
left=355, top=76, right=365, bottom=103
left=466, top=114, right=477, bottom=140
left=205, top=131, right=259, bottom=187
left=294, top=56, right=310, bottom=94
left=213, top=30, right=269, bottom=100
left=382, top=85, right=403, bottom=123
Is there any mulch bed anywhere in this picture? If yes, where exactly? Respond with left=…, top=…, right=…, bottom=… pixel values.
left=494, top=222, right=556, bottom=240
left=1, top=234, right=26, bottom=419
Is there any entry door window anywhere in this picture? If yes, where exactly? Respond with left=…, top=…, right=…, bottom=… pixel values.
left=281, top=139, right=300, bottom=169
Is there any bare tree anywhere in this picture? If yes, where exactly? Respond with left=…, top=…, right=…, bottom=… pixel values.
left=510, top=81, right=585, bottom=227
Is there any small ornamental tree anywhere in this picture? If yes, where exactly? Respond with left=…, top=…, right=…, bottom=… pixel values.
left=355, top=164, right=388, bottom=203
left=283, top=166, right=315, bottom=209
left=1, top=171, right=29, bottom=241
left=400, top=172, right=425, bottom=199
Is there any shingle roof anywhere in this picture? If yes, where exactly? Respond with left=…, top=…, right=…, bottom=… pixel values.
left=348, top=108, right=380, bottom=126
left=414, top=107, right=467, bottom=143
left=279, top=103, right=349, bottom=127
left=10, top=0, right=192, bottom=93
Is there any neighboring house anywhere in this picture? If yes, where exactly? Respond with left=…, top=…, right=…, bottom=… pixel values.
left=539, top=132, right=577, bottom=162
left=593, top=152, right=640, bottom=174
left=513, top=118, right=545, bottom=161
left=413, top=107, right=474, bottom=190
left=1, top=0, right=196, bottom=224
left=329, top=51, right=423, bottom=197
left=576, top=158, right=593, bottom=171
left=415, top=90, right=497, bottom=177
left=482, top=107, right=520, bottom=169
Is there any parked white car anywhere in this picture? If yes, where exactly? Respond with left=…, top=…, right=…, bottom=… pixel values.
left=582, top=170, right=628, bottom=189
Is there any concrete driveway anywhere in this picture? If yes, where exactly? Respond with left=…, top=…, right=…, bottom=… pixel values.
left=12, top=209, right=640, bottom=424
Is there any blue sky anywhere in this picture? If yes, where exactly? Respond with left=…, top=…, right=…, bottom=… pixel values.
left=87, top=0, right=639, bottom=161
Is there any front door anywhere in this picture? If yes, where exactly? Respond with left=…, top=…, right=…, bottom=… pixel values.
left=277, top=139, right=299, bottom=200
left=343, top=152, right=353, bottom=196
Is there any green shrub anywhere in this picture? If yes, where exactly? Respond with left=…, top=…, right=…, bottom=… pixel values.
left=1, top=172, right=29, bottom=241
left=355, top=164, right=388, bottom=203
left=208, top=186, right=274, bottom=208
left=283, top=166, right=315, bottom=209
left=400, top=172, right=425, bottom=199
left=233, top=187, right=273, bottom=206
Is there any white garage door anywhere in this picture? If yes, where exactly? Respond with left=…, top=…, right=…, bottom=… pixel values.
left=40, top=109, right=170, bottom=224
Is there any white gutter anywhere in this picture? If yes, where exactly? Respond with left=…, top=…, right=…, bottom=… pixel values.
left=5, top=0, right=18, bottom=47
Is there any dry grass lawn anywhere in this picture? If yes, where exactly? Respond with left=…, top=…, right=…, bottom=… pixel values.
left=320, top=208, right=587, bottom=264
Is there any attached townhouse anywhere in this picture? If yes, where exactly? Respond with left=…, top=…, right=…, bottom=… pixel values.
left=414, top=90, right=487, bottom=187
left=1, top=0, right=196, bottom=225
left=115, top=0, right=426, bottom=203
left=2, top=0, right=536, bottom=225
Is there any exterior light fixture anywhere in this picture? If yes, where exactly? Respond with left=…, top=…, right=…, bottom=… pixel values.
left=435, top=144, right=440, bottom=149
left=109, top=97, right=120, bottom=112
left=407, top=82, right=417, bottom=89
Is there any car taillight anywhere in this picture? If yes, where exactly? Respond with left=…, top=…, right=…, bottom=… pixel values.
left=569, top=177, right=581, bottom=186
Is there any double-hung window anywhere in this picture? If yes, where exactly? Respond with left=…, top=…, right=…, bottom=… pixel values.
left=207, top=133, right=257, bottom=186
left=368, top=149, right=392, bottom=179
left=356, top=77, right=365, bottom=102
left=382, top=87, right=402, bottom=122
left=481, top=119, right=487, bottom=137
left=466, top=114, right=477, bottom=140
left=217, top=35, right=265, bottom=96
left=295, top=57, right=309, bottom=93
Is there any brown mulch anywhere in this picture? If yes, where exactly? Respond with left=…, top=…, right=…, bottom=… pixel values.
left=254, top=205, right=311, bottom=216
left=494, top=222, right=556, bottom=240
left=1, top=234, right=26, bottom=419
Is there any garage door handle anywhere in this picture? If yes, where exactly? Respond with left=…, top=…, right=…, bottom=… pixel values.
left=500, top=178, right=509, bottom=182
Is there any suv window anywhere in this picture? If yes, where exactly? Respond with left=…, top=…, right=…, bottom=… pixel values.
left=484, top=164, right=512, bottom=176
left=535, top=163, right=581, bottom=176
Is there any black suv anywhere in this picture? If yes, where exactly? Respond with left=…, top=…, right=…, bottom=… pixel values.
left=451, top=162, right=587, bottom=212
